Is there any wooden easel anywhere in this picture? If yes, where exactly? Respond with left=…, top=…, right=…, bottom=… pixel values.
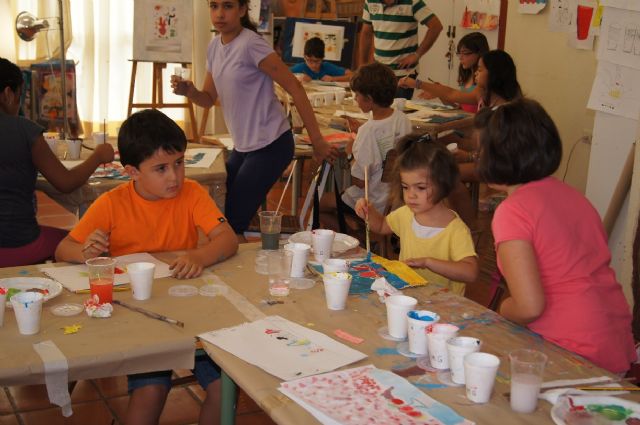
left=127, top=60, right=199, bottom=142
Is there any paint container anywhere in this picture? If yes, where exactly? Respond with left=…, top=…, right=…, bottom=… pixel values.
left=11, top=292, right=44, bottom=335
left=128, top=262, right=155, bottom=301
left=447, top=336, right=482, bottom=384
left=323, top=272, right=351, bottom=310
left=407, top=310, right=439, bottom=355
left=323, top=258, right=348, bottom=274
left=464, top=352, right=500, bottom=403
left=66, top=139, right=82, bottom=160
left=385, top=295, right=417, bottom=339
left=311, top=229, right=335, bottom=263
left=284, top=243, right=310, bottom=278
left=427, top=323, right=459, bottom=369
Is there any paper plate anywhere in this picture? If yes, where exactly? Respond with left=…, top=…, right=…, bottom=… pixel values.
left=1, top=277, right=63, bottom=307
left=551, top=395, right=640, bottom=425
left=288, top=231, right=359, bottom=255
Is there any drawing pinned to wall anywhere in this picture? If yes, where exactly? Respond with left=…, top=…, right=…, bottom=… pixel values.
left=133, top=0, right=193, bottom=63
left=587, top=61, right=640, bottom=120
left=460, top=0, right=500, bottom=31
left=249, top=0, right=272, bottom=33
left=549, top=0, right=577, bottom=32
left=292, top=22, right=344, bottom=61
left=597, top=6, right=640, bottom=70
left=519, top=0, right=547, bottom=15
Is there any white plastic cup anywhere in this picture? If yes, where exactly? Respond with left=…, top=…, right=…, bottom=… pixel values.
left=128, top=262, right=156, bottom=301
left=446, top=143, right=458, bottom=152
left=427, top=323, right=460, bottom=369
left=323, top=258, right=348, bottom=273
left=43, top=132, right=58, bottom=153
left=464, top=352, right=501, bottom=403
left=0, top=290, right=6, bottom=327
left=284, top=243, right=310, bottom=278
left=447, top=336, right=482, bottom=384
left=335, top=91, right=346, bottom=105
left=92, top=131, right=107, bottom=145
left=11, top=292, right=44, bottom=335
left=323, top=272, right=351, bottom=310
left=385, top=295, right=417, bottom=339
left=66, top=139, right=82, bottom=160
left=312, top=229, right=335, bottom=263
left=407, top=310, right=439, bottom=355
left=509, top=349, right=547, bottom=413
left=313, top=94, right=323, bottom=108
left=323, top=92, right=334, bottom=106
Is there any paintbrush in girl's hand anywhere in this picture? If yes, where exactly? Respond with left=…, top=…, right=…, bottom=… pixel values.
left=112, top=300, right=184, bottom=328
left=364, top=166, right=370, bottom=252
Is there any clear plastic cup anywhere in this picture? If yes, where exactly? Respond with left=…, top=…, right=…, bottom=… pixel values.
left=509, top=349, right=547, bottom=413
left=259, top=211, right=282, bottom=250
left=267, top=250, right=293, bottom=297
left=86, top=257, right=116, bottom=304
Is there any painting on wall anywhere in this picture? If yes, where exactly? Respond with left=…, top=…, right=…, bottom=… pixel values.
left=133, top=0, right=193, bottom=63
left=292, top=22, right=345, bottom=61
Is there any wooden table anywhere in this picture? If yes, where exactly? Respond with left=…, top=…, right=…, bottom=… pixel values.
left=1, top=244, right=637, bottom=423
left=35, top=141, right=227, bottom=216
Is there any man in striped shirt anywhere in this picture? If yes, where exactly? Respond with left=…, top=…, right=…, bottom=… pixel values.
left=359, top=0, right=442, bottom=99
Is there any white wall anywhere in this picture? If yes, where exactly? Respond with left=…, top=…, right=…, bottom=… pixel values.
left=504, top=5, right=597, bottom=193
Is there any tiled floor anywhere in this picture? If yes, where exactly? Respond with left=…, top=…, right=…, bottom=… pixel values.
left=3, top=179, right=501, bottom=424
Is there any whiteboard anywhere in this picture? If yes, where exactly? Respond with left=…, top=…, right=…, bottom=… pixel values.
left=133, top=0, right=193, bottom=63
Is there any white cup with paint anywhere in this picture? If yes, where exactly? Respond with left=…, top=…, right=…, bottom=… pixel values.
left=427, top=323, right=459, bottom=369
left=407, top=310, right=439, bottom=355
left=385, top=295, right=417, bottom=339
left=447, top=336, right=482, bottom=384
left=464, top=352, right=501, bottom=403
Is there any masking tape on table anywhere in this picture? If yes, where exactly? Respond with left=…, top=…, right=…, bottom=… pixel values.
left=201, top=273, right=266, bottom=321
left=32, top=340, right=73, bottom=417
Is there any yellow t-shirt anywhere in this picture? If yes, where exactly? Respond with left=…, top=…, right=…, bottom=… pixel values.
left=386, top=205, right=476, bottom=295
left=69, top=179, right=226, bottom=257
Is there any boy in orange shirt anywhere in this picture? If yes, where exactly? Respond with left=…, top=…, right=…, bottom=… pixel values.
left=55, top=109, right=238, bottom=424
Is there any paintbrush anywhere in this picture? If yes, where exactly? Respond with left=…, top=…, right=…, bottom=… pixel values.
left=577, top=386, right=640, bottom=391
left=364, top=166, right=370, bottom=252
left=502, top=377, right=634, bottom=397
left=275, top=159, right=297, bottom=216
left=76, top=285, right=130, bottom=294
left=112, top=300, right=184, bottom=328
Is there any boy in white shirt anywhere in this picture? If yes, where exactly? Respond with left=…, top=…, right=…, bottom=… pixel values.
left=321, top=62, right=412, bottom=231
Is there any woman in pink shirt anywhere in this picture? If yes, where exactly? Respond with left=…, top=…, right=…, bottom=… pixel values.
left=476, top=98, right=636, bottom=374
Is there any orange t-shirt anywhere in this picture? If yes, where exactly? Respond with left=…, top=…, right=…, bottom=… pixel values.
left=69, top=179, right=226, bottom=257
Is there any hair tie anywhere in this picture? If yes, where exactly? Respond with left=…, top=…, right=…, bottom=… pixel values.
left=417, top=133, right=431, bottom=143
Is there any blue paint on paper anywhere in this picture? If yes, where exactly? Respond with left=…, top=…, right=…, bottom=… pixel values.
left=375, top=347, right=399, bottom=356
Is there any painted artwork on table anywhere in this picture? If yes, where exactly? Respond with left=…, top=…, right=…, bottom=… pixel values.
left=280, top=365, right=474, bottom=425
left=198, top=316, right=367, bottom=381
left=311, top=253, right=427, bottom=294
left=292, top=22, right=344, bottom=61
left=133, top=0, right=193, bottom=63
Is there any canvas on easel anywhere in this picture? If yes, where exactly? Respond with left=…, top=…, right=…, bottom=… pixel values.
left=133, top=0, right=193, bottom=63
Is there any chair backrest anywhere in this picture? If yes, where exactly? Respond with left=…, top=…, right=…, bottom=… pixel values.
left=381, top=149, right=397, bottom=184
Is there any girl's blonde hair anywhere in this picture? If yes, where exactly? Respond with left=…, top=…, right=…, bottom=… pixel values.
left=391, top=134, right=459, bottom=206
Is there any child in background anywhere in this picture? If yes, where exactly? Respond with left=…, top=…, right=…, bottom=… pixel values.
left=290, top=37, right=352, bottom=83
left=55, top=109, right=238, bottom=424
left=0, top=57, right=114, bottom=267
left=355, top=134, right=478, bottom=295
left=476, top=98, right=635, bottom=374
left=450, top=32, right=489, bottom=113
left=320, top=62, right=411, bottom=231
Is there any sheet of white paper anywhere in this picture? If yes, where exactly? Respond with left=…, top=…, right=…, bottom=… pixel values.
left=332, top=110, right=370, bottom=120
left=292, top=23, right=344, bottom=61
left=184, top=148, right=222, bottom=169
left=198, top=315, right=367, bottom=381
left=549, top=0, right=578, bottom=32
left=597, top=7, right=640, bottom=70
left=587, top=60, right=640, bottom=119
left=217, top=137, right=234, bottom=150
left=40, top=253, right=172, bottom=292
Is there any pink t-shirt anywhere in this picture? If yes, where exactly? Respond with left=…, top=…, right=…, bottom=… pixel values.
left=493, top=177, right=636, bottom=373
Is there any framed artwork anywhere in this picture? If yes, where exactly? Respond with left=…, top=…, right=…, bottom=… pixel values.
left=133, top=0, right=194, bottom=63
left=30, top=61, right=81, bottom=133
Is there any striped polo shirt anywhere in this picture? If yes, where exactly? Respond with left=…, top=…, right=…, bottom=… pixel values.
left=362, top=0, right=435, bottom=76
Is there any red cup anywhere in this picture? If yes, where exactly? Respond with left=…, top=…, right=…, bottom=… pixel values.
left=577, top=5, right=594, bottom=41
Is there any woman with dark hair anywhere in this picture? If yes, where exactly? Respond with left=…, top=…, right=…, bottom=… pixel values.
left=172, top=0, right=338, bottom=241
left=0, top=57, right=113, bottom=267
left=477, top=98, right=635, bottom=374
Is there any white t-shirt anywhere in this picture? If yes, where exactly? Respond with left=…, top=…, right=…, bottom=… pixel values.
left=342, top=108, right=412, bottom=212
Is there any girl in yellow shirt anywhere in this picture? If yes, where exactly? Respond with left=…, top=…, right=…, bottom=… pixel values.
left=355, top=134, right=478, bottom=294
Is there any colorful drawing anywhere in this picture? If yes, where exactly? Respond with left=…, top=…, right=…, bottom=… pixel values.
left=280, top=365, right=473, bottom=425
left=518, top=0, right=547, bottom=15
left=30, top=61, right=81, bottom=133
left=92, top=162, right=128, bottom=180
left=198, top=316, right=367, bottom=381
left=312, top=253, right=427, bottom=294
left=133, top=0, right=193, bottom=63
left=292, top=23, right=344, bottom=62
left=460, top=0, right=500, bottom=31
left=587, top=61, right=640, bottom=119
